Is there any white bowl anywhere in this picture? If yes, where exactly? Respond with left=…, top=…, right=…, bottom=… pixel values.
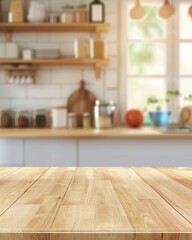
left=27, top=12, right=46, bottom=22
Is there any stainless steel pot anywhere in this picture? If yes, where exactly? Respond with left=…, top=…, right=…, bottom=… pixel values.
left=93, top=100, right=116, bottom=129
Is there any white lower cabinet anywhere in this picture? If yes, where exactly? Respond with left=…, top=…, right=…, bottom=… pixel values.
left=25, top=139, right=76, bottom=167
left=0, top=138, right=192, bottom=167
left=78, top=139, right=192, bottom=167
left=0, top=139, right=24, bottom=166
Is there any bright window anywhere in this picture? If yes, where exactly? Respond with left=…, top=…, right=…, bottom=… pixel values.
left=123, top=0, right=192, bottom=120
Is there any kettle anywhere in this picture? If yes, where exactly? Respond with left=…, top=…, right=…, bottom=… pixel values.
left=93, top=100, right=116, bottom=129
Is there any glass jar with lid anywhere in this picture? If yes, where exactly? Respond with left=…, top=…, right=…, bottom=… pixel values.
left=75, top=4, right=88, bottom=23
left=83, top=112, right=91, bottom=128
left=67, top=112, right=77, bottom=128
left=61, top=5, right=74, bottom=23
left=90, top=38, right=108, bottom=59
left=0, top=109, right=12, bottom=128
left=15, top=110, right=30, bottom=128
left=32, top=109, right=48, bottom=128
left=74, top=38, right=90, bottom=59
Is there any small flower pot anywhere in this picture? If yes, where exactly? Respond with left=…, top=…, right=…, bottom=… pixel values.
left=149, top=111, right=171, bottom=127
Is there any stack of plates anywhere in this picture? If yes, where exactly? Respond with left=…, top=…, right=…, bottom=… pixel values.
left=35, top=49, right=60, bottom=59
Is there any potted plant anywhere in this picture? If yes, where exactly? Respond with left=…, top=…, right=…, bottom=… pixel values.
left=145, top=90, right=180, bottom=127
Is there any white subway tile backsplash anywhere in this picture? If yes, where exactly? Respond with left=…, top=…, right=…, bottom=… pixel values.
left=108, top=43, right=118, bottom=57
left=28, top=85, right=61, bottom=98
left=62, top=84, right=79, bottom=98
left=87, top=82, right=104, bottom=100
left=11, top=99, right=52, bottom=109
left=103, top=29, right=117, bottom=42
left=108, top=57, right=118, bottom=69
left=0, top=99, right=11, bottom=108
left=36, top=70, right=51, bottom=84
left=37, top=33, right=51, bottom=43
left=52, top=69, right=82, bottom=83
left=13, top=33, right=37, bottom=43
left=51, top=99, right=67, bottom=107
left=84, top=70, right=103, bottom=82
left=105, top=89, right=118, bottom=103
left=0, top=86, right=26, bottom=98
left=106, top=13, right=118, bottom=27
left=50, top=33, right=90, bottom=43
left=60, top=42, right=75, bottom=57
left=105, top=70, right=118, bottom=89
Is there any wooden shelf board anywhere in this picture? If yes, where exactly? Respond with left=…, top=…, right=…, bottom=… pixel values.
left=0, top=58, right=109, bottom=66
left=0, top=23, right=110, bottom=33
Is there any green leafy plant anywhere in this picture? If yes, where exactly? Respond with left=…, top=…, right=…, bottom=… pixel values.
left=144, top=90, right=180, bottom=112
left=184, top=94, right=192, bottom=103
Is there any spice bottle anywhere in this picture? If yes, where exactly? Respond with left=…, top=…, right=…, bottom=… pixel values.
left=75, top=4, right=88, bottom=23
left=89, top=0, right=105, bottom=23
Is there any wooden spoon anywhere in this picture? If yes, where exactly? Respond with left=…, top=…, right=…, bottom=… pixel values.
left=130, top=0, right=146, bottom=20
left=159, top=0, right=175, bottom=19
left=188, top=5, right=192, bottom=18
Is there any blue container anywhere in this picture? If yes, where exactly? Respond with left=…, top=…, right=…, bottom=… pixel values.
left=149, top=111, right=171, bottom=127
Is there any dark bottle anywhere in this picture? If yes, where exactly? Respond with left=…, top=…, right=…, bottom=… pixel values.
left=89, top=0, right=105, bottom=23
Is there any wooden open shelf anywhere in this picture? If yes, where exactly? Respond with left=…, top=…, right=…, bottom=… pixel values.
left=0, top=23, right=110, bottom=35
left=0, top=58, right=109, bottom=79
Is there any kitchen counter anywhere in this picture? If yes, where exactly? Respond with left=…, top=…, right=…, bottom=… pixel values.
left=0, top=167, right=191, bottom=240
left=0, top=127, right=192, bottom=138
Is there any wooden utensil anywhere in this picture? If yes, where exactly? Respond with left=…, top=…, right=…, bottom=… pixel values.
left=188, top=5, right=192, bottom=18
left=159, top=0, right=175, bottom=19
left=67, top=80, right=96, bottom=127
left=130, top=0, right=145, bottom=20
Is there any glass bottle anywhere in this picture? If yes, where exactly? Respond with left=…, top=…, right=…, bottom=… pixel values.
left=89, top=0, right=105, bottom=23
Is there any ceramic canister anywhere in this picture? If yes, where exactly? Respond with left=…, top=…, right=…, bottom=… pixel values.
left=51, top=106, right=67, bottom=128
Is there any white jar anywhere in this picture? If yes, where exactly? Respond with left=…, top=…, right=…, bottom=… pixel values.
left=22, top=49, right=33, bottom=59
left=51, top=107, right=67, bottom=128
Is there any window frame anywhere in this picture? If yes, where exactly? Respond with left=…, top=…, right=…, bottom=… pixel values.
left=120, top=0, right=191, bottom=123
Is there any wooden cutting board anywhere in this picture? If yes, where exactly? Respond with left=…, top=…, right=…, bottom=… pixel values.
left=67, top=80, right=96, bottom=127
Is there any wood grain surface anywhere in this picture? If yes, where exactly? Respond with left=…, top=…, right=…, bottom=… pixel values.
left=1, top=127, right=192, bottom=139
left=0, top=168, right=191, bottom=240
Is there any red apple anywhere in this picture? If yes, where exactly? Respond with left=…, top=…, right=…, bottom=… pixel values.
left=125, top=109, right=144, bottom=128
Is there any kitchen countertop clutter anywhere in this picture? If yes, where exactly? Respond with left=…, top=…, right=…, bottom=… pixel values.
left=0, top=101, right=116, bottom=129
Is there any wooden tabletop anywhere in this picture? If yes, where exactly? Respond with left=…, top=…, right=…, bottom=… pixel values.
left=0, top=167, right=191, bottom=240
left=1, top=127, right=192, bottom=139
